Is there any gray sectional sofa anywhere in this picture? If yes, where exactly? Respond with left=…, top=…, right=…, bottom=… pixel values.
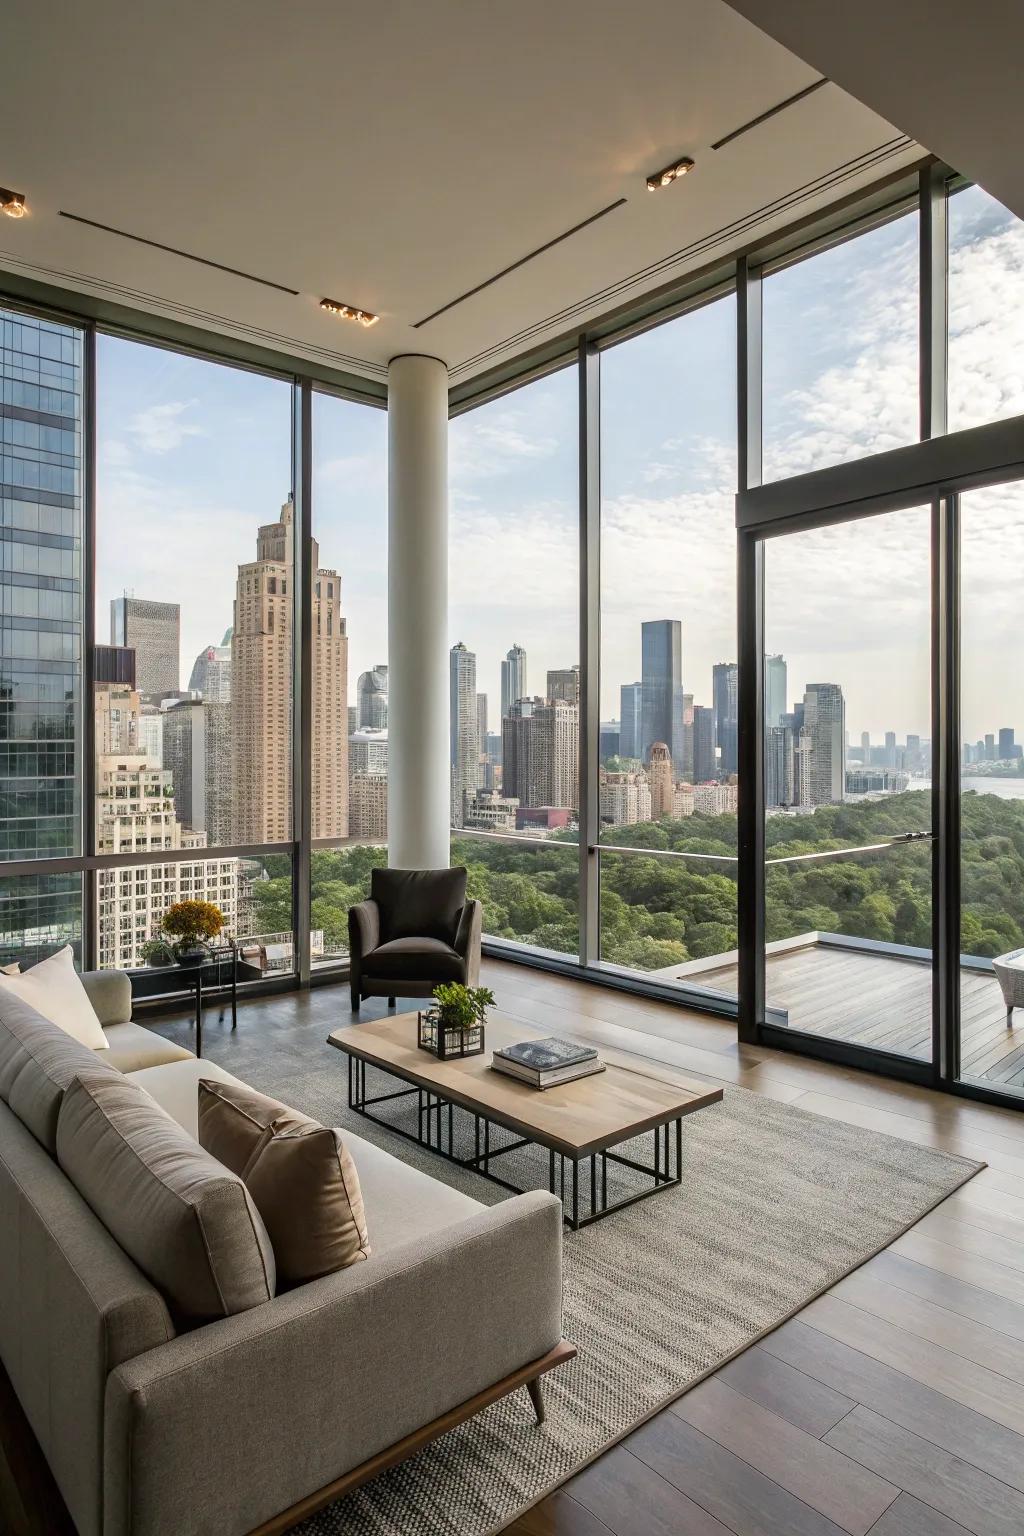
left=0, top=971, right=568, bottom=1536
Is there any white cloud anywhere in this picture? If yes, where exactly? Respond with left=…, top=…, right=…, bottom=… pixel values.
left=126, top=399, right=205, bottom=455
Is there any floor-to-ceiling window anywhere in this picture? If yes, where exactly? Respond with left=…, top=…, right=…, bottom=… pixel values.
left=448, top=367, right=579, bottom=957
left=95, top=336, right=296, bottom=978
left=309, top=389, right=388, bottom=968
left=948, top=183, right=1024, bottom=432
left=958, top=481, right=1024, bottom=1094
left=0, top=307, right=84, bottom=966
left=598, top=296, right=739, bottom=995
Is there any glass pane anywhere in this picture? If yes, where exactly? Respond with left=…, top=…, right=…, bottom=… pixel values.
left=0, top=309, right=84, bottom=877
left=948, top=183, right=1024, bottom=432
left=448, top=367, right=579, bottom=957
left=763, top=210, right=919, bottom=479
left=450, top=834, right=579, bottom=958
left=95, top=338, right=293, bottom=848
left=598, top=295, right=738, bottom=986
left=311, top=844, right=388, bottom=968
left=959, top=483, right=1024, bottom=1093
left=0, top=871, right=83, bottom=968
left=97, top=851, right=293, bottom=975
left=762, top=507, right=933, bottom=1060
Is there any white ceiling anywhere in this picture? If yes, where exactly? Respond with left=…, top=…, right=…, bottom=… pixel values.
left=1, top=0, right=921, bottom=389
left=726, top=1, right=1024, bottom=225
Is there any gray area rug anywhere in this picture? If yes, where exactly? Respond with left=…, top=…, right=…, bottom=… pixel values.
left=220, top=1042, right=983, bottom=1536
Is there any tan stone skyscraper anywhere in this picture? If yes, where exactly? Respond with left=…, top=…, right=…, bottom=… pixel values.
left=232, top=498, right=348, bottom=842
left=647, top=741, right=673, bottom=819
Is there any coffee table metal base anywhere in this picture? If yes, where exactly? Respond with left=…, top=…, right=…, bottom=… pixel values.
left=346, top=1054, right=682, bottom=1230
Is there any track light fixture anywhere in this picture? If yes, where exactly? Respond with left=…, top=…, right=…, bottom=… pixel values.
left=0, top=187, right=28, bottom=219
left=319, top=298, right=380, bottom=327
left=645, top=156, right=694, bottom=192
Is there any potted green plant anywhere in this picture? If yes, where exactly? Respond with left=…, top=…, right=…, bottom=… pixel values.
left=139, top=935, right=177, bottom=969
left=418, top=982, right=495, bottom=1059
left=160, top=900, right=225, bottom=966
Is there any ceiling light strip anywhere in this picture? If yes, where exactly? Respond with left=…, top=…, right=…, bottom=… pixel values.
left=58, top=211, right=300, bottom=295
left=711, top=77, right=829, bottom=152
left=412, top=198, right=627, bottom=329
left=449, top=136, right=913, bottom=378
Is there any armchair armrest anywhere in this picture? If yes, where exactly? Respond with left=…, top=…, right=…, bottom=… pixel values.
left=103, top=1192, right=564, bottom=1536
left=348, top=899, right=380, bottom=963
left=454, top=898, right=483, bottom=986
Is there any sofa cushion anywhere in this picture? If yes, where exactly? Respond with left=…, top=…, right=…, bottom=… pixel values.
left=199, top=1078, right=370, bottom=1286
left=0, top=991, right=120, bottom=1153
left=57, top=1071, right=276, bottom=1327
left=342, top=1128, right=482, bottom=1256
left=128, top=1057, right=249, bottom=1138
left=0, top=946, right=108, bottom=1050
left=364, top=936, right=464, bottom=983
left=102, top=1021, right=193, bottom=1074
left=371, top=866, right=466, bottom=945
left=197, top=1076, right=305, bottom=1176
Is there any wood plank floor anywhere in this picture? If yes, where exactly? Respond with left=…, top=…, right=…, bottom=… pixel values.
left=686, top=944, right=1024, bottom=1090
left=4, top=958, right=1024, bottom=1536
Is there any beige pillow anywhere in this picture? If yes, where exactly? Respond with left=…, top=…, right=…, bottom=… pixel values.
left=0, top=945, right=108, bottom=1050
left=1, top=963, right=19, bottom=976
left=199, top=1078, right=370, bottom=1286
left=58, top=1071, right=276, bottom=1326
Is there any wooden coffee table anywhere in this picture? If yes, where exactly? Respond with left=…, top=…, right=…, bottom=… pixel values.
left=327, top=1012, right=722, bottom=1228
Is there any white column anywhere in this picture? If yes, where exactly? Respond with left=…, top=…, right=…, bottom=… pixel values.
left=387, top=354, right=450, bottom=869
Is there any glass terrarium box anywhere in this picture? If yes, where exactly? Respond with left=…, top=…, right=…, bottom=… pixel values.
left=417, top=1008, right=485, bottom=1059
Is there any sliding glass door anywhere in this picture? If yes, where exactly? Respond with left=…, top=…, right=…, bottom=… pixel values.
left=759, top=507, right=935, bottom=1064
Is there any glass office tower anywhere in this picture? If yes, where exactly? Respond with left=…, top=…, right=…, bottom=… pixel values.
left=0, top=307, right=84, bottom=963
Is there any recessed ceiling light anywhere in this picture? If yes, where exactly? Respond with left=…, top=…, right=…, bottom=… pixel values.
left=319, top=297, right=380, bottom=327
left=645, top=157, right=694, bottom=192
left=0, top=187, right=28, bottom=219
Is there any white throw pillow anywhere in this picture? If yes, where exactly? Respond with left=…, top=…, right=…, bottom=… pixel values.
left=0, top=946, right=109, bottom=1050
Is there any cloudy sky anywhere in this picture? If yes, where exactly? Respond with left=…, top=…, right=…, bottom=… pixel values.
left=96, top=184, right=1023, bottom=744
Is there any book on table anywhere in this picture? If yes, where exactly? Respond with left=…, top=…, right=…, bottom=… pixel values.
left=490, top=1036, right=605, bottom=1089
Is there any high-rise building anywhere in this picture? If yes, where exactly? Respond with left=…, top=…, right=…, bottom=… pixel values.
left=162, top=698, right=234, bottom=843
left=693, top=783, right=738, bottom=815
left=999, top=727, right=1015, bottom=759
left=764, top=654, right=787, bottom=728
left=985, top=732, right=996, bottom=761
left=464, top=790, right=519, bottom=832
left=599, top=721, right=620, bottom=760
left=693, top=705, right=716, bottom=783
left=357, top=665, right=388, bottom=730
left=0, top=309, right=84, bottom=965
left=680, top=693, right=695, bottom=782
left=188, top=631, right=232, bottom=703
left=93, top=685, right=238, bottom=970
left=349, top=774, right=388, bottom=840
left=502, top=698, right=578, bottom=811
left=647, top=741, right=674, bottom=818
left=137, top=711, right=163, bottom=768
left=861, top=730, right=871, bottom=757
left=449, top=642, right=478, bottom=829
left=619, top=682, right=642, bottom=760
left=765, top=724, right=795, bottom=808
left=476, top=693, right=489, bottom=788
left=500, top=644, right=527, bottom=718
left=641, top=621, right=685, bottom=770
left=349, top=729, right=388, bottom=777
left=803, top=684, right=846, bottom=806
left=599, top=770, right=651, bottom=827
left=712, top=662, right=739, bottom=777
left=110, top=597, right=180, bottom=698
left=232, top=498, right=348, bottom=842
left=546, top=666, right=580, bottom=706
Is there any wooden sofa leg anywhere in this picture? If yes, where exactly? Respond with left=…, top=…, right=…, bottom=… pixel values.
left=526, top=1376, right=545, bottom=1424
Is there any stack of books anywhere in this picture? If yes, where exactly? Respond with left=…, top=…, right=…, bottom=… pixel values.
left=491, top=1036, right=605, bottom=1090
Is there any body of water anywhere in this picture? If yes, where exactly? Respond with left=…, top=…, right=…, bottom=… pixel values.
left=916, top=776, right=1024, bottom=800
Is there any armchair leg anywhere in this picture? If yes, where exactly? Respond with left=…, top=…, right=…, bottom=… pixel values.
left=388, top=995, right=396, bottom=1008
left=350, top=984, right=360, bottom=1013
left=526, top=1376, right=545, bottom=1425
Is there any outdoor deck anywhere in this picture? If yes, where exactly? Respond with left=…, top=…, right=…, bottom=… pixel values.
left=673, top=940, right=1024, bottom=1090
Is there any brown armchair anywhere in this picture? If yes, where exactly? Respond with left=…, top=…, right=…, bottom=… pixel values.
left=348, top=866, right=483, bottom=1011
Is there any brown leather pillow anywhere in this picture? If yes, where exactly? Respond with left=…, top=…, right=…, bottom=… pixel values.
left=198, top=1078, right=371, bottom=1286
